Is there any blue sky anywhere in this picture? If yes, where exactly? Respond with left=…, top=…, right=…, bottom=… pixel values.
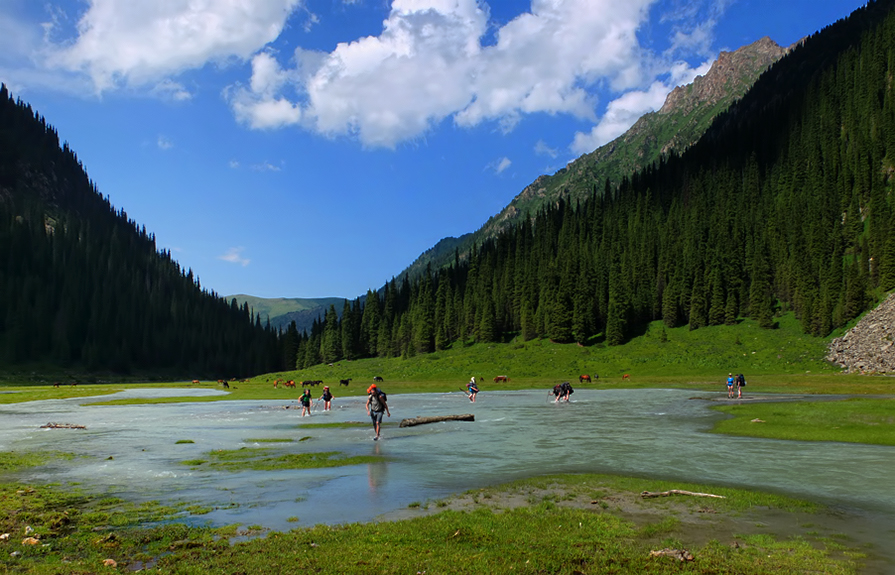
left=0, top=0, right=867, bottom=299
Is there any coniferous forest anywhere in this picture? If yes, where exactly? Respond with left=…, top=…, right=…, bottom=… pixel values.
left=2, top=0, right=895, bottom=377
left=0, top=85, right=282, bottom=378
left=292, top=0, right=895, bottom=368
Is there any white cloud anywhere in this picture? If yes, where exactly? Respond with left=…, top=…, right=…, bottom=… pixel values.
left=570, top=57, right=713, bottom=155
left=151, top=79, right=192, bottom=101
left=157, top=135, right=173, bottom=150
left=219, top=247, right=251, bottom=266
left=251, top=161, right=283, bottom=172
left=534, top=140, right=558, bottom=158
left=226, top=0, right=660, bottom=148
left=47, top=0, right=303, bottom=92
left=490, top=156, right=512, bottom=174
left=229, top=159, right=240, bottom=169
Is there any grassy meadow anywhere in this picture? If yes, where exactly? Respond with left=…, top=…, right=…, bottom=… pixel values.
left=2, top=312, right=894, bottom=573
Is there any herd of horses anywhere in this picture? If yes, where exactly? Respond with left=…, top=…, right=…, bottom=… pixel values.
left=188, top=373, right=632, bottom=389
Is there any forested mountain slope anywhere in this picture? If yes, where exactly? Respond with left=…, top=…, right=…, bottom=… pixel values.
left=0, top=86, right=284, bottom=378
left=291, top=0, right=895, bottom=367
left=398, top=37, right=789, bottom=283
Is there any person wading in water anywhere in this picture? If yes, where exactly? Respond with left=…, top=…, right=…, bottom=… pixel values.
left=365, top=384, right=390, bottom=440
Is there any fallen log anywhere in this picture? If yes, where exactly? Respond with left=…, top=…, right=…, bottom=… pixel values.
left=641, top=489, right=725, bottom=499
left=399, top=414, right=474, bottom=428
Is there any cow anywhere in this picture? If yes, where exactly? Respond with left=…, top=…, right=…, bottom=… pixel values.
left=373, top=376, right=384, bottom=382
left=339, top=378, right=352, bottom=386
left=493, top=375, right=510, bottom=383
left=622, top=374, right=630, bottom=380
left=579, top=374, right=591, bottom=383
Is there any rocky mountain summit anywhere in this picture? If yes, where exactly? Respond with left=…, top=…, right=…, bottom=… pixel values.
left=827, top=293, right=895, bottom=373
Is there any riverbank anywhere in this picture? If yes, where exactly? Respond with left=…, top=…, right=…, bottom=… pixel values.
left=0, top=461, right=877, bottom=574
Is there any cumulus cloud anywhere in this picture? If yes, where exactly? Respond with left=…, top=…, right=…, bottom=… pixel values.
left=47, top=0, right=302, bottom=92
left=219, top=247, right=251, bottom=266
left=570, top=57, right=713, bottom=155
left=226, top=0, right=660, bottom=147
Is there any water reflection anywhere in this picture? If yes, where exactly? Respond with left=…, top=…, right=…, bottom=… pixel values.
left=1, top=388, right=893, bottom=538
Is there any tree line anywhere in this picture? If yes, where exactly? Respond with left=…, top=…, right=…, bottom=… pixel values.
left=0, top=84, right=282, bottom=378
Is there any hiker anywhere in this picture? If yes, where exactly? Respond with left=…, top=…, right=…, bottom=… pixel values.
left=299, top=388, right=313, bottom=416
left=365, top=384, right=390, bottom=440
left=467, top=377, right=479, bottom=403
left=552, top=384, right=563, bottom=402
left=319, top=386, right=334, bottom=411
left=736, top=374, right=746, bottom=399
left=560, top=381, right=574, bottom=402
left=726, top=373, right=735, bottom=399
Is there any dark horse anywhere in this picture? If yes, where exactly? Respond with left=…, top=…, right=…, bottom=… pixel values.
left=373, top=376, right=384, bottom=382
left=339, top=378, right=352, bottom=386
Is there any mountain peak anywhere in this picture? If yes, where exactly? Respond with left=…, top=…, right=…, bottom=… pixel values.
left=659, top=37, right=786, bottom=116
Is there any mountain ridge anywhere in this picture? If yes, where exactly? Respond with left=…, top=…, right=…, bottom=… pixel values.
left=396, top=36, right=790, bottom=283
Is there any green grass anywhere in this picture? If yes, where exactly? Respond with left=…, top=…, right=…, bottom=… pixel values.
left=243, top=438, right=294, bottom=443
left=0, top=455, right=864, bottom=575
left=180, top=447, right=381, bottom=471
left=712, top=398, right=895, bottom=445
left=4, top=313, right=894, bottom=405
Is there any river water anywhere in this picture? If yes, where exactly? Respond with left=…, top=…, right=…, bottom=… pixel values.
left=1, top=387, right=893, bottom=559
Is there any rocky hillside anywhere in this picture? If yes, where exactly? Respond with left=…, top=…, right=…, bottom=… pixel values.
left=827, top=293, right=895, bottom=373
left=399, top=37, right=789, bottom=281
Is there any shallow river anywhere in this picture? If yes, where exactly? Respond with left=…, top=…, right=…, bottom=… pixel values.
left=2, top=388, right=893, bottom=559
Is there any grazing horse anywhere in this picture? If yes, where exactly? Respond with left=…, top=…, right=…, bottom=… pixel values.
left=222, top=381, right=230, bottom=389
left=493, top=375, right=510, bottom=383
left=339, top=378, right=352, bottom=386
left=622, top=374, right=630, bottom=380
left=373, top=376, right=384, bottom=382
left=192, top=380, right=200, bottom=384
left=284, top=380, right=296, bottom=388
left=579, top=374, right=591, bottom=383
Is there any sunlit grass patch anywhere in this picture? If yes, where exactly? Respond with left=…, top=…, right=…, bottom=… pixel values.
left=296, top=422, right=369, bottom=429
left=712, top=398, right=895, bottom=445
left=181, top=447, right=380, bottom=471
left=175, top=439, right=194, bottom=444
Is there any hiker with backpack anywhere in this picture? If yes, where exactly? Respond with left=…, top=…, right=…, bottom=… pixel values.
left=299, top=388, right=313, bottom=417
left=365, top=384, right=390, bottom=440
left=736, top=374, right=746, bottom=399
left=467, top=377, right=479, bottom=403
left=560, top=381, right=574, bottom=402
left=319, top=386, right=334, bottom=411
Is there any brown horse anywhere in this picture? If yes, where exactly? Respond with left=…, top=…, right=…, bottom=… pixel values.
left=579, top=374, right=591, bottom=383
left=493, top=375, right=510, bottom=383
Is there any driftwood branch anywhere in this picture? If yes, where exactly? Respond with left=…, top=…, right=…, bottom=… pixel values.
left=399, top=414, right=474, bottom=428
left=40, top=422, right=86, bottom=429
left=640, top=489, right=725, bottom=499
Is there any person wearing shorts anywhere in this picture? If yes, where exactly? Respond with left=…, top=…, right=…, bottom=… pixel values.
left=365, top=384, right=390, bottom=440
left=726, top=373, right=735, bottom=399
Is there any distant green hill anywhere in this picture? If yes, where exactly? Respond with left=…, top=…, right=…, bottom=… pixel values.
left=227, top=294, right=347, bottom=332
